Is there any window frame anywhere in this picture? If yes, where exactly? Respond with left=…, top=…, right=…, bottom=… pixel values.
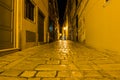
left=24, top=0, right=35, bottom=21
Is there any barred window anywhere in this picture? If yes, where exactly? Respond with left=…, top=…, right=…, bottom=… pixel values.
left=25, top=0, right=34, bottom=21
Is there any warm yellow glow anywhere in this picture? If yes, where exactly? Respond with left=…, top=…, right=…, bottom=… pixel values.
left=64, top=27, right=66, bottom=30
left=60, top=33, right=62, bottom=36
left=75, top=0, right=120, bottom=52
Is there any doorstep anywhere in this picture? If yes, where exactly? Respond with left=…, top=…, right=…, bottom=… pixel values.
left=0, top=48, right=20, bottom=57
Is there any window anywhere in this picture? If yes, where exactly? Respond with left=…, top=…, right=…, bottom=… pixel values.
left=76, top=0, right=78, bottom=6
left=76, top=15, right=78, bottom=28
left=25, top=0, right=34, bottom=21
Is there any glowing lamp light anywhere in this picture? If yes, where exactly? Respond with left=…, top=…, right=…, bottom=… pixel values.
left=60, top=33, right=62, bottom=36
left=64, top=27, right=66, bottom=30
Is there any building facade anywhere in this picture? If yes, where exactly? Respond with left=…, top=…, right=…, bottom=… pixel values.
left=65, top=0, right=120, bottom=52
left=0, top=0, right=49, bottom=52
left=48, top=0, right=59, bottom=42
left=62, top=10, right=68, bottom=40
left=64, top=0, right=80, bottom=41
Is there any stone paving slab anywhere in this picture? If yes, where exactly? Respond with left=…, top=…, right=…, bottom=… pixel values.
left=93, top=59, right=115, bottom=64
left=0, top=40, right=120, bottom=80
left=47, top=59, right=60, bottom=65
left=76, top=65, right=94, bottom=70
left=36, top=71, right=56, bottom=77
left=71, top=71, right=83, bottom=77
left=42, top=78, right=60, bottom=80
left=84, top=70, right=103, bottom=78
left=20, top=71, right=36, bottom=78
left=57, top=71, right=70, bottom=77
left=28, top=78, right=41, bottom=80
left=67, top=64, right=78, bottom=70
left=35, top=65, right=68, bottom=71
left=83, top=77, right=112, bottom=80
left=64, top=78, right=82, bottom=80
left=98, top=64, right=120, bottom=70
left=0, top=77, right=27, bottom=80
left=11, top=63, right=38, bottom=70
left=61, top=60, right=70, bottom=65
left=0, top=69, right=4, bottom=73
left=0, top=69, right=23, bottom=77
left=104, top=70, right=120, bottom=78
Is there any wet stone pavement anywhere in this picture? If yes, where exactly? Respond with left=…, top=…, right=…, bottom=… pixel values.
left=0, top=40, right=120, bottom=80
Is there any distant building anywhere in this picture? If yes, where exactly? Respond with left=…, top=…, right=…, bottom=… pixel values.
left=48, top=0, right=59, bottom=42
left=64, top=0, right=79, bottom=41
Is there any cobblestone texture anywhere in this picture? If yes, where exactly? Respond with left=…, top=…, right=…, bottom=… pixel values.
left=57, top=71, right=70, bottom=77
left=0, top=40, right=120, bottom=80
left=36, top=71, right=56, bottom=77
left=20, top=71, right=36, bottom=77
left=0, top=69, right=23, bottom=77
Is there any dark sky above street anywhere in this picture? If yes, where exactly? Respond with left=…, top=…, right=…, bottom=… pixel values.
left=57, top=0, right=67, bottom=27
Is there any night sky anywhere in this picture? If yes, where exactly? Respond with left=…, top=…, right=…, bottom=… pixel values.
left=57, top=0, right=67, bottom=27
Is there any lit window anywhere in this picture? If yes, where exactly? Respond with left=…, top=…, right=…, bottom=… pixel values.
left=25, top=0, right=34, bottom=21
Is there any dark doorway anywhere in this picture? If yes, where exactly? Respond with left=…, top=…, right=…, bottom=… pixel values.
left=38, top=10, right=44, bottom=42
left=76, top=15, right=78, bottom=41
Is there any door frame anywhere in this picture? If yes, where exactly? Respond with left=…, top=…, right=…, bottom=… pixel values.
left=38, top=8, right=45, bottom=43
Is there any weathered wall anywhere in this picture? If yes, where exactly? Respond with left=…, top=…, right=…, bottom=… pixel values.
left=79, top=0, right=120, bottom=52
left=15, top=0, right=48, bottom=49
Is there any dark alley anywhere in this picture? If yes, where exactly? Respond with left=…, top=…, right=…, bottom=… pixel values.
left=0, top=0, right=120, bottom=80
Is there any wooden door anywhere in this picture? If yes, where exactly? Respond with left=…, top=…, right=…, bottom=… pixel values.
left=0, top=0, right=14, bottom=49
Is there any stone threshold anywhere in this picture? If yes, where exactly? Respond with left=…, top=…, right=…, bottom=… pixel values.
left=0, top=48, right=20, bottom=57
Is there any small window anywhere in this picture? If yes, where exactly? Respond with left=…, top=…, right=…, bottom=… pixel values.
left=25, top=0, right=34, bottom=21
left=76, top=15, right=78, bottom=28
left=76, top=0, right=78, bottom=6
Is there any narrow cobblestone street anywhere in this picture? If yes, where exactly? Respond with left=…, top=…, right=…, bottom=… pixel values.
left=0, top=40, right=120, bottom=80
